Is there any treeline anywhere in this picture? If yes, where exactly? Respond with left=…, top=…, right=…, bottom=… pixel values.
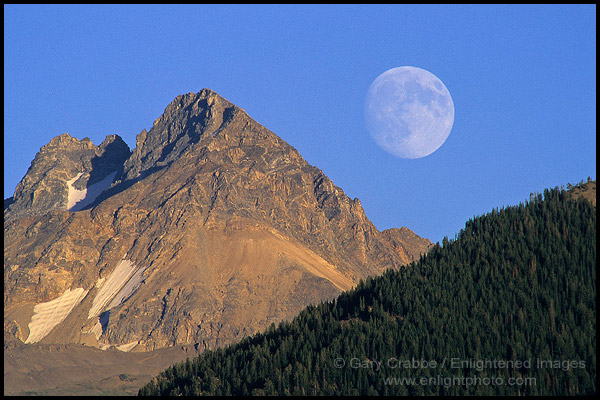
left=139, top=186, right=596, bottom=396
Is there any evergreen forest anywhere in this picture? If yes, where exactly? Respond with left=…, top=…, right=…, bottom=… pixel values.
left=139, top=183, right=596, bottom=396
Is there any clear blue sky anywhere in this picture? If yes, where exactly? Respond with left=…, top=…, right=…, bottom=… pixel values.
left=4, top=4, right=596, bottom=244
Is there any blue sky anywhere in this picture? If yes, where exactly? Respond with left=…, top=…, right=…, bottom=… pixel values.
left=4, top=4, right=596, bottom=243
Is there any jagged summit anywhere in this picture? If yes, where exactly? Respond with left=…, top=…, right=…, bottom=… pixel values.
left=120, top=89, right=301, bottom=185
left=122, top=89, right=242, bottom=181
left=4, top=89, right=431, bottom=353
left=5, top=89, right=245, bottom=221
left=4, top=133, right=130, bottom=221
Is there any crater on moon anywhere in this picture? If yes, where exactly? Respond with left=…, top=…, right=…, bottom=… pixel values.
left=364, top=66, right=454, bottom=159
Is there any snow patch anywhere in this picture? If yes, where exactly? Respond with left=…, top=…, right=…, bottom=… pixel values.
left=25, top=288, right=89, bottom=344
left=67, top=171, right=116, bottom=211
left=88, top=259, right=146, bottom=319
left=105, top=265, right=147, bottom=310
left=116, top=341, right=139, bottom=352
left=66, top=172, right=85, bottom=210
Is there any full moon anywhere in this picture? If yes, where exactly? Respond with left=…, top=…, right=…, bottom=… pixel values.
left=364, top=66, right=454, bottom=159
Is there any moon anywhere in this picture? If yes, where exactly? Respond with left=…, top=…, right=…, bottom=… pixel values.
left=364, top=66, right=454, bottom=159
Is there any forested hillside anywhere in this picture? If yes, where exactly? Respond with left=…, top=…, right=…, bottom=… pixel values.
left=139, top=184, right=596, bottom=396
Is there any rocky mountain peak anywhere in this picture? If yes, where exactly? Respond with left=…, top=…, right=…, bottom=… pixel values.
left=4, top=133, right=130, bottom=221
left=122, top=89, right=243, bottom=182
left=46, top=133, right=94, bottom=149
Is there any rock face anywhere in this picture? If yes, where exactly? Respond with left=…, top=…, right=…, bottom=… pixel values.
left=4, top=89, right=431, bottom=352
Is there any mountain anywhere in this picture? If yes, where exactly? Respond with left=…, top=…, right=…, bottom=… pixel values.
left=139, top=183, right=596, bottom=396
left=4, top=90, right=430, bottom=366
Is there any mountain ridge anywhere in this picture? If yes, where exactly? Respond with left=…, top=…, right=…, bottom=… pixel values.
left=4, top=89, right=431, bottom=355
